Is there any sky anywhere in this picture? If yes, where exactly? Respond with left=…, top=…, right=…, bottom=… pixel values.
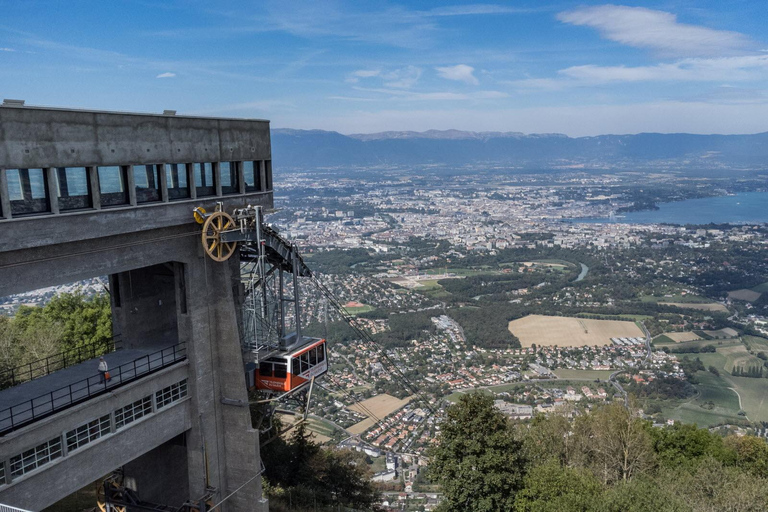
left=1, top=0, right=768, bottom=136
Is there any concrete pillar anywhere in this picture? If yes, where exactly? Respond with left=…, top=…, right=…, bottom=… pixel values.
left=123, top=435, right=190, bottom=506
left=0, top=168, right=11, bottom=218
left=183, top=253, right=265, bottom=512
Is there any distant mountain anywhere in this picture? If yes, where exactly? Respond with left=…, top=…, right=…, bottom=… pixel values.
left=271, top=128, right=768, bottom=171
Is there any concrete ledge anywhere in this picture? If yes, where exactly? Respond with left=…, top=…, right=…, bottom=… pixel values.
left=0, top=397, right=192, bottom=511
left=0, top=361, right=189, bottom=455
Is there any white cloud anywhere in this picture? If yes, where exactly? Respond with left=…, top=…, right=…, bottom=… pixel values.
left=0, top=47, right=15, bottom=52
left=345, top=69, right=381, bottom=83
left=156, top=72, right=176, bottom=78
left=352, top=86, right=507, bottom=101
left=435, top=64, right=479, bottom=85
left=557, top=5, right=752, bottom=57
left=382, top=66, right=422, bottom=88
left=426, top=5, right=533, bottom=16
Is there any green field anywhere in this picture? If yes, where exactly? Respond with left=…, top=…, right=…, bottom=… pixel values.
left=753, top=282, right=768, bottom=293
left=659, top=338, right=741, bottom=351
left=342, top=304, right=375, bottom=315
left=653, top=335, right=676, bottom=345
left=662, top=371, right=743, bottom=427
left=425, top=267, right=490, bottom=276
left=724, top=375, right=768, bottom=422
left=639, top=294, right=710, bottom=303
left=744, top=335, right=768, bottom=353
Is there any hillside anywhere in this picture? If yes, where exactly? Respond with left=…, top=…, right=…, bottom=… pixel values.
left=271, top=128, right=768, bottom=171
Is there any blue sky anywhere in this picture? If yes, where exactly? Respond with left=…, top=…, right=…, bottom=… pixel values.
left=1, top=0, right=767, bottom=135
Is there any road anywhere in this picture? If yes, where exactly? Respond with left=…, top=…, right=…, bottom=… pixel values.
left=608, top=321, right=652, bottom=407
left=574, top=263, right=589, bottom=282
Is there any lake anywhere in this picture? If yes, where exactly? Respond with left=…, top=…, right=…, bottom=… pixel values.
left=578, top=191, right=768, bottom=225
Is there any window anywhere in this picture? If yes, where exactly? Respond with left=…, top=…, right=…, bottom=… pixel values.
left=309, top=347, right=317, bottom=366
left=9, top=437, right=62, bottom=478
left=6, top=168, right=50, bottom=216
left=317, top=344, right=325, bottom=363
left=0, top=462, right=5, bottom=485
left=292, top=357, right=300, bottom=376
left=165, top=163, right=189, bottom=200
left=259, top=361, right=272, bottom=377
left=66, top=414, right=111, bottom=452
left=242, top=161, right=261, bottom=193
left=55, top=167, right=91, bottom=210
left=133, top=165, right=161, bottom=203
left=98, top=166, right=129, bottom=206
left=300, top=352, right=309, bottom=373
left=155, top=379, right=188, bottom=410
left=194, top=162, right=215, bottom=197
left=115, top=395, right=152, bottom=429
left=274, top=364, right=287, bottom=379
left=220, top=162, right=239, bottom=195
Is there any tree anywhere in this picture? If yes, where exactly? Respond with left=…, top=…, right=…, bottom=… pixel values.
left=573, top=403, right=655, bottom=484
left=428, top=392, right=526, bottom=511
left=514, top=461, right=602, bottom=512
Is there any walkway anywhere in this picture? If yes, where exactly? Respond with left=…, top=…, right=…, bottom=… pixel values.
left=0, top=344, right=185, bottom=433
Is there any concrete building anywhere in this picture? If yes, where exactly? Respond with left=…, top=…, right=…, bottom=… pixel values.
left=0, top=102, right=273, bottom=511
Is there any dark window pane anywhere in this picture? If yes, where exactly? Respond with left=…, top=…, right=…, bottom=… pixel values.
left=274, top=364, right=287, bottom=379
left=265, top=160, right=272, bottom=190
left=165, top=163, right=189, bottom=200
left=98, top=166, right=128, bottom=206
left=8, top=168, right=50, bottom=216
left=56, top=167, right=91, bottom=210
left=243, top=161, right=261, bottom=193
left=194, top=163, right=215, bottom=197
left=317, top=344, right=325, bottom=362
left=309, top=347, right=317, bottom=366
left=292, top=357, right=300, bottom=376
left=220, top=162, right=239, bottom=195
left=259, top=362, right=272, bottom=377
left=133, top=165, right=161, bottom=203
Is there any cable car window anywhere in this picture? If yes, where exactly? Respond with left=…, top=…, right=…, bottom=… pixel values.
left=300, top=353, right=309, bottom=373
left=274, top=364, right=287, bottom=379
left=317, top=344, right=325, bottom=363
left=259, top=362, right=272, bottom=377
left=309, top=347, right=317, bottom=366
left=292, top=357, right=300, bottom=376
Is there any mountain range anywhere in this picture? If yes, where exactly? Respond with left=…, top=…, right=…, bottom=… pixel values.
left=271, top=128, right=768, bottom=171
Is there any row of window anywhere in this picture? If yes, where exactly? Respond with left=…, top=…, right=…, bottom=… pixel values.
left=293, top=344, right=326, bottom=376
left=0, top=160, right=272, bottom=218
left=0, top=379, right=188, bottom=486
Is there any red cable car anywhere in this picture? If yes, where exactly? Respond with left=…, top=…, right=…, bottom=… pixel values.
left=249, top=338, right=328, bottom=393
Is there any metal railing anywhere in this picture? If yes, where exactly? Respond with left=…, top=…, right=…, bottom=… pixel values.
left=0, top=343, right=186, bottom=435
left=0, top=504, right=33, bottom=512
left=0, top=336, right=121, bottom=391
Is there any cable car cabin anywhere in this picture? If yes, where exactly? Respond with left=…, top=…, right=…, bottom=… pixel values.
left=251, top=338, right=328, bottom=393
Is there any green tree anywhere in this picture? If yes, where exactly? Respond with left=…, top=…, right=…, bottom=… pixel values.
left=514, top=461, right=602, bottom=512
left=427, top=392, right=526, bottom=511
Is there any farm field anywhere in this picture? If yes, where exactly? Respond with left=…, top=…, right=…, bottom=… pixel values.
left=508, top=315, right=644, bottom=347
left=278, top=414, right=334, bottom=443
left=341, top=303, right=374, bottom=315
left=576, top=313, right=652, bottom=321
left=724, top=375, right=768, bottom=422
left=663, top=332, right=701, bottom=343
left=347, top=394, right=411, bottom=434
left=753, top=282, right=768, bottom=293
left=703, top=328, right=739, bottom=338
left=744, top=335, right=768, bottom=352
left=718, top=345, right=763, bottom=374
left=659, top=302, right=729, bottom=312
left=728, top=289, right=762, bottom=302
left=640, top=294, right=709, bottom=303
left=553, top=369, right=615, bottom=381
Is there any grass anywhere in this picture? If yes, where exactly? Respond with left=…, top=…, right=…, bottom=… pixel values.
left=553, top=369, right=615, bottom=381
left=744, top=335, right=768, bottom=353
left=662, top=371, right=743, bottom=427
left=724, top=374, right=768, bottom=422
left=639, top=294, right=710, bottom=303
left=664, top=338, right=741, bottom=351
left=653, top=334, right=677, bottom=345
left=719, top=344, right=763, bottom=374
left=753, top=282, right=768, bottom=293
left=416, top=279, right=442, bottom=290
left=342, top=304, right=374, bottom=315
left=425, top=267, right=489, bottom=276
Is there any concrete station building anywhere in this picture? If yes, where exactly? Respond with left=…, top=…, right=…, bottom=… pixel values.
left=0, top=100, right=273, bottom=511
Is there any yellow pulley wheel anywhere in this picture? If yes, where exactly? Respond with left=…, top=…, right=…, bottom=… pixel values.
left=193, top=207, right=207, bottom=225
left=202, top=211, right=237, bottom=262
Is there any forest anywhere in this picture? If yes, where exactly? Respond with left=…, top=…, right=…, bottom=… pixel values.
left=428, top=392, right=768, bottom=512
